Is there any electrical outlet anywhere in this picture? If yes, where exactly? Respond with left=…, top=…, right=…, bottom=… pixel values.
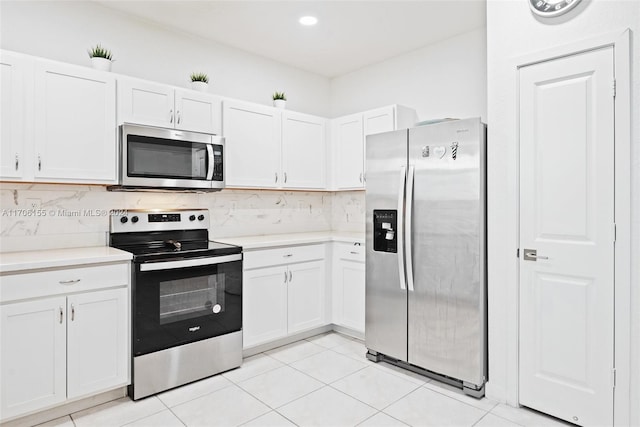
left=26, top=198, right=41, bottom=209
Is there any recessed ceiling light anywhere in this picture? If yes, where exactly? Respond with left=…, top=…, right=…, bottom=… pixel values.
left=299, top=16, right=318, bottom=26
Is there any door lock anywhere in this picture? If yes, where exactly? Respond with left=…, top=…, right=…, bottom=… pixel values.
left=523, top=249, right=548, bottom=261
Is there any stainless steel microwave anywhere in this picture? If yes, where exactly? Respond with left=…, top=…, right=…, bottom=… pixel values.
left=110, top=124, right=224, bottom=191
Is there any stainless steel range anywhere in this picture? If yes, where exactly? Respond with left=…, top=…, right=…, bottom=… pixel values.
left=109, top=209, right=242, bottom=400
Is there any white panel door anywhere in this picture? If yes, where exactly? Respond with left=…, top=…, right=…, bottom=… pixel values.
left=243, top=266, right=288, bottom=348
left=67, top=288, right=128, bottom=399
left=0, top=297, right=66, bottom=419
left=175, top=90, right=222, bottom=134
left=118, top=78, right=174, bottom=128
left=363, top=106, right=395, bottom=137
left=223, top=100, right=281, bottom=188
left=287, top=261, right=325, bottom=334
left=340, top=260, right=365, bottom=333
left=0, top=51, right=27, bottom=180
left=333, top=114, right=364, bottom=189
left=34, top=60, right=117, bottom=183
left=519, top=47, right=615, bottom=426
left=281, top=111, right=326, bottom=189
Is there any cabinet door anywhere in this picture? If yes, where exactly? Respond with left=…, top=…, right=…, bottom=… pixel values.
left=0, top=297, right=66, bottom=419
left=33, top=60, right=116, bottom=183
left=339, top=260, right=365, bottom=333
left=243, top=266, right=288, bottom=348
left=281, top=111, right=326, bottom=189
left=287, top=260, right=325, bottom=334
left=66, top=288, right=128, bottom=399
left=223, top=100, right=281, bottom=188
left=118, top=78, right=174, bottom=128
left=175, top=89, right=222, bottom=134
left=363, top=106, right=395, bottom=137
left=333, top=114, right=364, bottom=189
left=0, top=51, right=27, bottom=180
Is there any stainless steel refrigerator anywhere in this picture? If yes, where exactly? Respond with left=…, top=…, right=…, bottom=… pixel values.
left=365, top=117, right=487, bottom=396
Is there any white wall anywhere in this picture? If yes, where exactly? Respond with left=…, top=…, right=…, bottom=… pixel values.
left=329, top=27, right=487, bottom=122
left=486, top=0, right=640, bottom=424
left=0, top=1, right=330, bottom=116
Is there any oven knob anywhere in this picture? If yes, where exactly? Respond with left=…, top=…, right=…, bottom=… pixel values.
left=120, top=216, right=128, bottom=224
left=189, top=215, right=196, bottom=221
left=131, top=216, right=139, bottom=223
left=198, top=214, right=205, bottom=221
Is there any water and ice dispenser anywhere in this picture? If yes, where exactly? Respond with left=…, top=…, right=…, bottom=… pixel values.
left=373, top=210, right=397, bottom=253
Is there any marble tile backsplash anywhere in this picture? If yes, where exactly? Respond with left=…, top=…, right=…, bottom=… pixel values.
left=0, top=183, right=364, bottom=252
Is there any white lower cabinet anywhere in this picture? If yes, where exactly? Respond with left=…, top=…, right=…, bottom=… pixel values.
left=243, top=245, right=326, bottom=349
left=0, top=263, right=129, bottom=422
left=332, top=242, right=366, bottom=334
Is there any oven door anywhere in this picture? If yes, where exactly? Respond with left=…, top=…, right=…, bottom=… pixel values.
left=133, top=254, right=242, bottom=356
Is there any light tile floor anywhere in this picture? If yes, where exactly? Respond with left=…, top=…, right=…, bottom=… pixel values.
left=36, top=332, right=572, bottom=427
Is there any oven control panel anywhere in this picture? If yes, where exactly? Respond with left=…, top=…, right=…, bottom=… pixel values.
left=110, top=209, right=209, bottom=233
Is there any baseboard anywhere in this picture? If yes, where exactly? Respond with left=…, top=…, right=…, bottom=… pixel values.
left=331, top=324, right=364, bottom=341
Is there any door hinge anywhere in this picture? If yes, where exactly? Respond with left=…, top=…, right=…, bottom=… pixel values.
left=612, top=79, right=616, bottom=98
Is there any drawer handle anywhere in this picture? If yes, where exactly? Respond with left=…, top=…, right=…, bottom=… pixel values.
left=350, top=251, right=360, bottom=255
left=283, top=254, right=293, bottom=258
left=354, top=242, right=362, bottom=246
left=59, top=279, right=81, bottom=285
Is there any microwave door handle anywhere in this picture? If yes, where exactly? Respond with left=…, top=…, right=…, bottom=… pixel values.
left=206, top=144, right=214, bottom=180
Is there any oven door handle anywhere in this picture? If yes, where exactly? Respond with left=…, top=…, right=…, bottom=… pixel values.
left=139, top=254, right=242, bottom=271
left=206, top=144, right=214, bottom=181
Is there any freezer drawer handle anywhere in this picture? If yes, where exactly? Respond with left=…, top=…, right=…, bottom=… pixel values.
left=523, top=249, right=548, bottom=261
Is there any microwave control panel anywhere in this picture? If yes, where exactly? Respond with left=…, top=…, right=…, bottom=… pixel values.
left=212, top=145, right=223, bottom=182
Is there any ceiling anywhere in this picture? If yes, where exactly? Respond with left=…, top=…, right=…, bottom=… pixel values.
left=96, top=0, right=486, bottom=78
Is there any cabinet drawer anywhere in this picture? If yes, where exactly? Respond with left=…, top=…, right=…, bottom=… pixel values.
left=1, top=262, right=129, bottom=303
left=335, top=243, right=365, bottom=263
left=244, top=244, right=325, bottom=270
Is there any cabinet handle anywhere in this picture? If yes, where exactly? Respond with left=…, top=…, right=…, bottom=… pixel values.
left=359, top=172, right=363, bottom=183
left=283, top=254, right=293, bottom=258
left=354, top=242, right=362, bottom=246
left=350, top=251, right=359, bottom=255
left=284, top=172, right=287, bottom=183
left=284, top=270, right=288, bottom=283
left=15, top=154, right=19, bottom=171
left=38, top=155, right=42, bottom=171
left=59, top=307, right=63, bottom=324
left=169, top=109, right=174, bottom=123
left=177, top=110, right=181, bottom=124
left=289, top=270, right=292, bottom=282
left=59, top=279, right=81, bottom=285
left=275, top=173, right=278, bottom=183
left=71, top=304, right=75, bottom=321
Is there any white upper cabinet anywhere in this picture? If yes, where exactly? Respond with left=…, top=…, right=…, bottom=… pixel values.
left=34, top=59, right=117, bottom=183
left=223, top=99, right=282, bottom=188
left=331, top=105, right=417, bottom=190
left=332, top=114, right=364, bottom=190
left=223, top=100, right=327, bottom=190
left=281, top=111, right=326, bottom=189
left=118, top=78, right=222, bottom=134
left=0, top=51, right=28, bottom=180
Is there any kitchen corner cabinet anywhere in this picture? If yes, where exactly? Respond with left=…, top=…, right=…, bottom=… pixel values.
left=223, top=100, right=327, bottom=190
left=242, top=244, right=326, bottom=349
left=33, top=60, right=117, bottom=183
left=332, top=242, right=365, bottom=333
left=0, top=51, right=27, bottom=180
left=331, top=105, right=418, bottom=190
left=118, top=78, right=222, bottom=135
left=0, top=262, right=129, bottom=421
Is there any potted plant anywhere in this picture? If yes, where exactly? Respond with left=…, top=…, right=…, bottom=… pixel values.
left=272, top=91, right=287, bottom=109
left=88, top=44, right=113, bottom=71
left=190, top=72, right=209, bottom=92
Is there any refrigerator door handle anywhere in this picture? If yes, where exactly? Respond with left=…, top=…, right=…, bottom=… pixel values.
left=406, top=165, right=415, bottom=292
left=397, top=166, right=407, bottom=290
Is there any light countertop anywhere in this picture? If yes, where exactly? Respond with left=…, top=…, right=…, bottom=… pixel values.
left=214, top=231, right=364, bottom=250
left=0, top=246, right=133, bottom=273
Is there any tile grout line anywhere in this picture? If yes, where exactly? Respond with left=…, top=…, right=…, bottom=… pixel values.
left=420, top=382, right=499, bottom=414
